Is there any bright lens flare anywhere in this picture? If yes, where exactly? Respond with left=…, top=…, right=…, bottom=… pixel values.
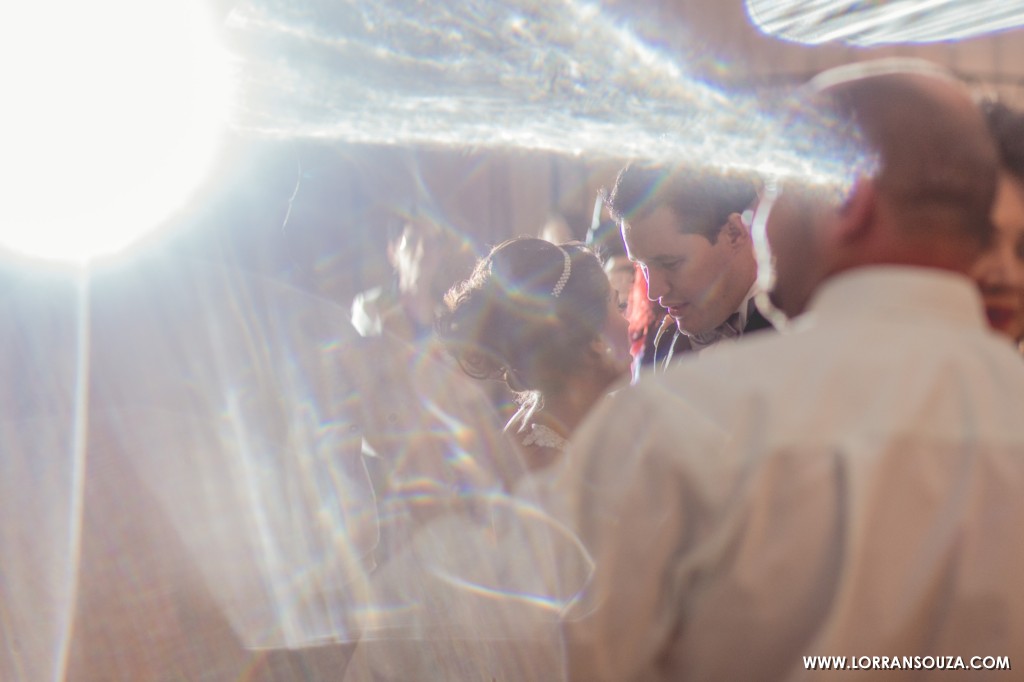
left=225, top=0, right=861, bottom=189
left=0, top=0, right=229, bottom=263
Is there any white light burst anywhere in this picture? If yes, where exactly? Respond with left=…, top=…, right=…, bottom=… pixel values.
left=224, top=0, right=862, bottom=187
left=0, top=0, right=230, bottom=263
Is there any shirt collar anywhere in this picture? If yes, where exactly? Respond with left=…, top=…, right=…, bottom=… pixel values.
left=734, top=282, right=759, bottom=332
left=803, top=266, right=988, bottom=330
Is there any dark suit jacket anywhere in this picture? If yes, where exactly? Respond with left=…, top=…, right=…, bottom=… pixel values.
left=654, top=306, right=775, bottom=373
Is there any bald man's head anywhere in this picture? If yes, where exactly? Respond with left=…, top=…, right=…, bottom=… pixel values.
left=814, top=61, right=998, bottom=247
left=754, top=61, right=1001, bottom=319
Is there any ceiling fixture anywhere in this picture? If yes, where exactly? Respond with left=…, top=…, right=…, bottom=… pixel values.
left=746, top=0, right=1024, bottom=46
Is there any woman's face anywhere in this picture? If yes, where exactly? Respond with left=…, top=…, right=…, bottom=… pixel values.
left=973, top=171, right=1024, bottom=343
left=600, top=283, right=633, bottom=380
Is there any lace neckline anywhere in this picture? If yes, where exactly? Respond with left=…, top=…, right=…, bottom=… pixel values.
left=519, top=423, right=568, bottom=451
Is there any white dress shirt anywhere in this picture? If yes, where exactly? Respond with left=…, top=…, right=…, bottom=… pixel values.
left=556, top=266, right=1024, bottom=681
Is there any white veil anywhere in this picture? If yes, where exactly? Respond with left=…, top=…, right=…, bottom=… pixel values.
left=0, top=255, right=591, bottom=681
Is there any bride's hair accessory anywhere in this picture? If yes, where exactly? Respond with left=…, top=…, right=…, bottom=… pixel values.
left=551, top=246, right=572, bottom=297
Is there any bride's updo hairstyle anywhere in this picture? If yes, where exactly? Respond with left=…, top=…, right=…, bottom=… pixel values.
left=438, top=237, right=611, bottom=397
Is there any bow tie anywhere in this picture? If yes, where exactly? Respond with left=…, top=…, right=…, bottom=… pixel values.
left=689, top=311, right=744, bottom=347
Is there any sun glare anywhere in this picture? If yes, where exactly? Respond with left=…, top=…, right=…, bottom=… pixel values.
left=0, top=0, right=230, bottom=263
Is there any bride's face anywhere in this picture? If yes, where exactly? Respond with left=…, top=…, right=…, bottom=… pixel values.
left=600, top=285, right=633, bottom=381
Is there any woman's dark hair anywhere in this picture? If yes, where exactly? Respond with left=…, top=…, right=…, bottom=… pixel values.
left=982, top=99, right=1024, bottom=180
left=438, top=237, right=611, bottom=397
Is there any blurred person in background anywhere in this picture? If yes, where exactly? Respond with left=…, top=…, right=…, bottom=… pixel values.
left=586, top=214, right=635, bottom=313
left=603, top=247, right=636, bottom=315
left=351, top=206, right=476, bottom=343
left=538, top=212, right=578, bottom=245
left=346, top=205, right=500, bottom=560
left=975, top=99, right=1024, bottom=352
